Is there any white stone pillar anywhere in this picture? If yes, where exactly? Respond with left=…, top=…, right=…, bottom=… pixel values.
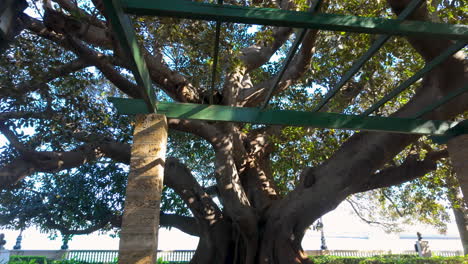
left=118, top=114, right=168, bottom=264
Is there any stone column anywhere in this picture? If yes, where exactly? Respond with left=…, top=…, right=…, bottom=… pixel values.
left=118, top=114, right=168, bottom=264
left=448, top=135, right=468, bottom=206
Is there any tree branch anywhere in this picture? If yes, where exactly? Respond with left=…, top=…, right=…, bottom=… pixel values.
left=164, top=158, right=222, bottom=227
left=52, top=0, right=106, bottom=29
left=106, top=205, right=200, bottom=237
left=160, top=213, right=199, bottom=237
left=21, top=13, right=141, bottom=98
left=239, top=29, right=319, bottom=106
left=282, top=0, right=467, bottom=233
left=210, top=125, right=258, bottom=263
left=65, top=36, right=141, bottom=98
left=382, top=191, right=404, bottom=217
left=358, top=149, right=449, bottom=193
left=346, top=199, right=384, bottom=225
left=3, top=59, right=91, bottom=96
left=43, top=8, right=112, bottom=49
left=20, top=13, right=69, bottom=47
left=0, top=140, right=130, bottom=188
left=238, top=0, right=300, bottom=72
left=144, top=50, right=202, bottom=103
left=387, top=0, right=456, bottom=62
left=239, top=27, right=293, bottom=72
left=167, top=119, right=219, bottom=145
left=346, top=198, right=397, bottom=230
left=59, top=222, right=109, bottom=235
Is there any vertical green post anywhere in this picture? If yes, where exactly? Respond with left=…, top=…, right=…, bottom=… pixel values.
left=102, top=0, right=157, bottom=112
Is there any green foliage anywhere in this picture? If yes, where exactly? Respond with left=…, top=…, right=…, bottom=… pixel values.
left=7, top=260, right=187, bottom=264
left=310, top=255, right=468, bottom=264
left=9, top=256, right=48, bottom=264
left=0, top=0, right=465, bottom=240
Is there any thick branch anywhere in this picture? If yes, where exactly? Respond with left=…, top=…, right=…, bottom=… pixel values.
left=212, top=125, right=258, bottom=263
left=0, top=119, right=217, bottom=189
left=358, top=150, right=449, bottom=192
left=6, top=61, right=90, bottom=97
left=388, top=0, right=456, bottom=62
left=21, top=14, right=141, bottom=98
left=144, top=51, right=202, bottom=103
left=280, top=0, right=467, bottom=233
left=59, top=222, right=109, bottom=235
left=40, top=211, right=197, bottom=236
left=0, top=123, right=29, bottom=153
left=0, top=140, right=130, bottom=188
left=167, top=119, right=219, bottom=145
left=238, top=0, right=298, bottom=72
left=240, top=128, right=280, bottom=207
left=52, top=0, right=106, bottom=29
left=164, top=158, right=222, bottom=227
left=239, top=27, right=293, bottom=72
left=43, top=8, right=112, bottom=49
left=21, top=14, right=68, bottom=46
left=239, top=29, right=318, bottom=107
left=159, top=213, right=199, bottom=237
left=65, top=36, right=141, bottom=98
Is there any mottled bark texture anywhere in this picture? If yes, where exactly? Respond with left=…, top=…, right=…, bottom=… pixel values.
left=448, top=136, right=468, bottom=255
left=1, top=0, right=467, bottom=263
left=118, top=114, right=167, bottom=264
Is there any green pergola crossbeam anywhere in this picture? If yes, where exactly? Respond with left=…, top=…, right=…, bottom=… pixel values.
left=102, top=0, right=157, bottom=111
left=413, top=82, right=468, bottom=119
left=261, top=0, right=322, bottom=109
left=109, top=97, right=460, bottom=136
left=121, top=0, right=468, bottom=40
left=210, top=0, right=223, bottom=105
left=313, top=0, right=424, bottom=112
left=362, top=40, right=466, bottom=116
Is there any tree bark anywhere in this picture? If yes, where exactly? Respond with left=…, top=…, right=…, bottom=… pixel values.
left=2, top=1, right=467, bottom=263
left=452, top=203, right=468, bottom=255
left=448, top=135, right=468, bottom=207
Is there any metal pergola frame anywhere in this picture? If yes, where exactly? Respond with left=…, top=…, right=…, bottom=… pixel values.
left=103, top=0, right=468, bottom=142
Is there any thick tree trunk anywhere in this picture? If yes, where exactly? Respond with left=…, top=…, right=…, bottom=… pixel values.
left=452, top=204, right=468, bottom=255
left=190, top=218, right=314, bottom=264
left=446, top=169, right=468, bottom=255
left=448, top=135, right=468, bottom=207
left=447, top=136, right=468, bottom=254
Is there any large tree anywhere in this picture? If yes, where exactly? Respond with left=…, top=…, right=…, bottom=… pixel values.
left=0, top=0, right=467, bottom=263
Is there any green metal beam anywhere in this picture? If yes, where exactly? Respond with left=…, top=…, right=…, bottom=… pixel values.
left=261, top=0, right=322, bottom=109
left=109, top=97, right=461, bottom=136
left=313, top=0, right=424, bottom=112
left=102, top=0, right=157, bottom=112
left=121, top=0, right=468, bottom=40
left=362, top=40, right=466, bottom=116
left=210, top=0, right=223, bottom=105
